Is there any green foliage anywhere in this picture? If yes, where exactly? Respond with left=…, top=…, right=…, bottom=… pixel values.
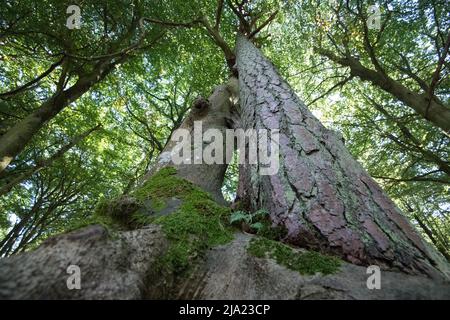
left=247, top=237, right=341, bottom=275
left=0, top=0, right=229, bottom=254
left=230, top=209, right=269, bottom=232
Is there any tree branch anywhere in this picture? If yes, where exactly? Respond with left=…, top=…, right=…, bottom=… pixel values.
left=307, top=75, right=353, bottom=106
left=0, top=124, right=102, bottom=197
left=214, top=0, right=225, bottom=30
left=248, top=10, right=278, bottom=39
left=426, top=32, right=450, bottom=117
left=0, top=56, right=65, bottom=98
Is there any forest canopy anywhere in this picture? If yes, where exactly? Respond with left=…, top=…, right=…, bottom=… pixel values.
left=0, top=0, right=449, bottom=265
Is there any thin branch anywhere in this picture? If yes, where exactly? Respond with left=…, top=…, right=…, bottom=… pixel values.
left=0, top=56, right=65, bottom=98
left=214, top=0, right=225, bottom=30
left=426, top=31, right=450, bottom=118
left=141, top=17, right=201, bottom=28
left=372, top=174, right=449, bottom=184
left=248, top=10, right=278, bottom=39
left=307, top=75, right=353, bottom=106
left=227, top=0, right=251, bottom=34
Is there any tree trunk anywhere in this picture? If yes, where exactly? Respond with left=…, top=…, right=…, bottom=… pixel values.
left=0, top=124, right=101, bottom=197
left=236, top=34, right=449, bottom=279
left=142, top=77, right=239, bottom=204
left=0, top=57, right=123, bottom=174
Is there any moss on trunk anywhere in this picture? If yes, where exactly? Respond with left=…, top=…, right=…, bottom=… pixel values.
left=247, top=237, right=341, bottom=275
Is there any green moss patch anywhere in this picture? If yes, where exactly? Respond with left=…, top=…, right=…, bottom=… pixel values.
left=248, top=237, right=341, bottom=275
left=134, top=167, right=234, bottom=274
left=93, top=195, right=143, bottom=227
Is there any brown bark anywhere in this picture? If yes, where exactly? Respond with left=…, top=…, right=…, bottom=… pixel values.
left=236, top=34, right=449, bottom=279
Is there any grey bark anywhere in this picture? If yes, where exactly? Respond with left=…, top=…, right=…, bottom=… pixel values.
left=143, top=77, right=239, bottom=204
left=236, top=34, right=450, bottom=280
left=0, top=224, right=170, bottom=299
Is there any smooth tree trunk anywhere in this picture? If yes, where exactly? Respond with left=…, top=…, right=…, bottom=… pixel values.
left=235, top=34, right=449, bottom=279
left=143, top=77, right=239, bottom=204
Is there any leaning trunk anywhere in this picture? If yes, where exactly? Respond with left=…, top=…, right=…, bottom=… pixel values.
left=235, top=34, right=449, bottom=279
left=315, top=48, right=450, bottom=133
left=142, top=77, right=239, bottom=204
left=0, top=58, right=120, bottom=174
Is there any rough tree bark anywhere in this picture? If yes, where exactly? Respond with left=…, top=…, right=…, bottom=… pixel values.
left=236, top=34, right=449, bottom=279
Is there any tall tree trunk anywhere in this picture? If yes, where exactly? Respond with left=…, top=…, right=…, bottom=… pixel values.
left=236, top=34, right=449, bottom=279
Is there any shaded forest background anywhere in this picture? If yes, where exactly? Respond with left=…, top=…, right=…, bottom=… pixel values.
left=0, top=0, right=448, bottom=260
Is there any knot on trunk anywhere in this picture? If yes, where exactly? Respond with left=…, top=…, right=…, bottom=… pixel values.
left=95, top=195, right=142, bottom=228
left=190, top=96, right=210, bottom=119
left=193, top=96, right=210, bottom=110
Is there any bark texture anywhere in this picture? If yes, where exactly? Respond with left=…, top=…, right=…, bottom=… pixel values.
left=180, top=233, right=450, bottom=299
left=235, top=34, right=449, bottom=279
left=1, top=226, right=449, bottom=299
left=0, top=224, right=170, bottom=299
left=144, top=77, right=239, bottom=204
